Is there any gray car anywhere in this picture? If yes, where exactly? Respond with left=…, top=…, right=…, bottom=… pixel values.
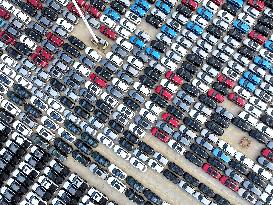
left=258, top=156, right=273, bottom=172
left=133, top=48, right=149, bottom=63
left=101, top=59, right=118, bottom=73
left=19, top=112, right=38, bottom=129
left=87, top=15, right=100, bottom=29
left=172, top=131, right=192, bottom=146
left=52, top=25, right=69, bottom=38
left=107, top=85, right=123, bottom=99
left=122, top=63, right=139, bottom=76
left=172, top=97, right=190, bottom=112
left=243, top=180, right=262, bottom=196
left=134, top=115, right=151, bottom=130
left=79, top=88, right=97, bottom=102
left=116, top=71, right=133, bottom=85
left=63, top=10, right=79, bottom=24
left=58, top=51, right=74, bottom=65
left=80, top=55, right=96, bottom=69
left=156, top=121, right=174, bottom=135
left=216, top=106, right=234, bottom=120
left=225, top=168, right=244, bottom=183
left=177, top=90, right=195, bottom=105
left=128, top=90, right=145, bottom=104
left=112, top=44, right=128, bottom=58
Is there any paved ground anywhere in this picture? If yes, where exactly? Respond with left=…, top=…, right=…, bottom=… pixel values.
left=65, top=19, right=267, bottom=205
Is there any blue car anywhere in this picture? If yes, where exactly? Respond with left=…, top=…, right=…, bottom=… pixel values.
left=212, top=148, right=230, bottom=163
left=145, top=47, right=160, bottom=60
left=233, top=20, right=250, bottom=34
left=155, top=0, right=171, bottom=14
left=197, top=7, right=213, bottom=21
left=161, top=25, right=176, bottom=39
left=130, top=36, right=146, bottom=49
left=239, top=78, right=256, bottom=92
left=253, top=56, right=271, bottom=70
left=265, top=40, right=273, bottom=53
left=0, top=19, right=6, bottom=28
left=135, top=0, right=151, bottom=11
left=227, top=0, right=244, bottom=8
left=130, top=4, right=146, bottom=18
left=186, top=22, right=203, bottom=36
left=243, top=71, right=262, bottom=85
left=104, top=8, right=121, bottom=22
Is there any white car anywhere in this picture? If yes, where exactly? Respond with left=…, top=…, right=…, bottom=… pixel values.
left=197, top=71, right=214, bottom=84
left=179, top=180, right=195, bottom=195
left=249, top=64, right=266, bottom=78
left=192, top=78, right=209, bottom=93
left=113, top=145, right=131, bottom=160
left=160, top=79, right=178, bottom=93
left=106, top=52, right=123, bottom=67
left=201, top=64, right=219, bottom=77
left=20, top=35, right=37, bottom=50
left=156, top=33, right=172, bottom=46
left=1, top=54, right=18, bottom=68
left=47, top=98, right=65, bottom=113
left=222, top=67, right=240, bottom=81
left=197, top=40, right=213, bottom=52
left=192, top=46, right=208, bottom=59
left=1, top=0, right=15, bottom=12
left=249, top=96, right=267, bottom=111
left=148, top=159, right=164, bottom=173
left=238, top=12, right=255, bottom=25
left=189, top=109, right=207, bottom=124
left=13, top=120, right=31, bottom=136
left=108, top=164, right=127, bottom=180
left=191, top=14, right=208, bottom=28
left=212, top=50, right=229, bottom=62
left=97, top=133, right=114, bottom=148
left=127, top=56, right=144, bottom=70
left=133, top=82, right=150, bottom=96
left=129, top=123, right=145, bottom=138
left=265, top=75, right=273, bottom=85
left=116, top=37, right=133, bottom=52
left=117, top=104, right=134, bottom=119
left=55, top=0, right=69, bottom=6
left=217, top=10, right=234, bottom=23
left=13, top=9, right=31, bottom=24
left=120, top=18, right=136, bottom=32
left=140, top=108, right=157, bottom=123
left=176, top=35, right=192, bottom=49
left=228, top=60, right=245, bottom=73
left=151, top=8, right=167, bottom=21
left=256, top=123, right=273, bottom=139
left=194, top=102, right=212, bottom=116
left=112, top=78, right=129, bottom=92
left=133, top=149, right=149, bottom=162
left=37, top=125, right=54, bottom=141
left=202, top=0, right=218, bottom=12
left=0, top=64, right=16, bottom=78
left=161, top=57, right=178, bottom=71
left=129, top=157, right=147, bottom=172
left=168, top=139, right=186, bottom=155
left=64, top=110, right=81, bottom=124
left=149, top=60, right=166, bottom=73
left=107, top=177, right=126, bottom=193
left=153, top=152, right=168, bottom=166
left=57, top=127, right=76, bottom=143
left=125, top=11, right=141, bottom=25
left=145, top=101, right=163, bottom=115
left=258, top=156, right=273, bottom=172
left=101, top=93, right=119, bottom=108
left=136, top=29, right=151, bottom=42
left=172, top=12, right=188, bottom=25
left=225, top=168, right=244, bottom=183
left=244, top=104, right=262, bottom=118
left=234, top=152, right=254, bottom=168
left=171, top=43, right=187, bottom=56
left=266, top=108, right=273, bottom=116
left=244, top=5, right=260, bottom=18
left=115, top=25, right=131, bottom=39
left=260, top=49, right=273, bottom=61
left=202, top=32, right=218, bottom=45
left=243, top=39, right=261, bottom=51
left=166, top=50, right=182, bottom=63
left=238, top=111, right=258, bottom=127
left=218, top=43, right=234, bottom=55
left=223, top=36, right=240, bottom=48
left=57, top=18, right=74, bottom=32
left=85, top=47, right=102, bottom=62
left=88, top=187, right=108, bottom=204
left=234, top=86, right=251, bottom=99
left=252, top=164, right=272, bottom=180
left=100, top=15, right=116, bottom=29
left=41, top=116, right=59, bottom=131
left=15, top=75, right=32, bottom=89
left=193, top=192, right=211, bottom=205
left=238, top=188, right=257, bottom=204
left=73, top=62, right=90, bottom=77
left=233, top=52, right=250, bottom=66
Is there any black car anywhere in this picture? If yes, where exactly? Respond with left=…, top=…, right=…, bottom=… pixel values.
left=125, top=189, right=145, bottom=204
left=176, top=4, right=192, bottom=18
left=143, top=189, right=162, bottom=205
left=183, top=172, right=200, bottom=187
left=109, top=120, right=124, bottom=134
left=54, top=138, right=73, bottom=155
left=186, top=53, right=203, bottom=67
left=247, top=172, right=267, bottom=188
left=232, top=117, right=251, bottom=132
left=212, top=82, right=229, bottom=96
left=198, top=94, right=217, bottom=109
left=74, top=106, right=89, bottom=119
left=91, top=151, right=110, bottom=167
left=146, top=15, right=162, bottom=29
left=14, top=42, right=32, bottom=56
left=184, top=151, right=203, bottom=167
left=150, top=40, right=166, bottom=53
left=64, top=120, right=81, bottom=135
left=211, top=113, right=230, bottom=128
left=95, top=66, right=113, bottom=81
left=5, top=47, right=22, bottom=60
left=198, top=183, right=215, bottom=198
left=75, top=139, right=92, bottom=155
left=181, top=61, right=198, bottom=74
left=150, top=93, right=167, bottom=108
left=206, top=25, right=223, bottom=39
left=79, top=99, right=94, bottom=112
left=0, top=109, right=15, bottom=124
left=205, top=121, right=224, bottom=136
left=168, top=162, right=184, bottom=176
left=214, top=194, right=231, bottom=205
left=68, top=36, right=86, bottom=50
left=163, top=169, right=180, bottom=184
left=261, top=114, right=273, bottom=128
left=144, top=67, right=162, bottom=81
left=7, top=91, right=24, bottom=106
left=123, top=97, right=140, bottom=111
left=81, top=132, right=99, bottom=148
left=183, top=117, right=201, bottom=132
left=139, top=75, right=156, bottom=89
left=90, top=0, right=106, bottom=11
left=138, top=141, right=155, bottom=155
left=208, top=157, right=226, bottom=171
left=59, top=96, right=74, bottom=109
left=254, top=23, right=270, bottom=37
left=63, top=43, right=80, bottom=58
left=190, top=144, right=209, bottom=159
left=229, top=159, right=249, bottom=175
left=117, top=71, right=133, bottom=85
left=207, top=56, right=222, bottom=71
left=110, top=1, right=126, bottom=14
left=41, top=7, right=58, bottom=21
left=123, top=130, right=139, bottom=144
left=182, top=83, right=200, bottom=97
left=93, top=109, right=108, bottom=123
left=166, top=105, right=184, bottom=120
left=72, top=150, right=90, bottom=167
left=228, top=28, right=244, bottom=42
left=238, top=46, right=254, bottom=59
left=258, top=15, right=273, bottom=29
left=24, top=104, right=42, bottom=118
left=50, top=78, right=66, bottom=92
left=126, top=176, right=145, bottom=193
left=18, top=1, right=37, bottom=17
left=249, top=129, right=269, bottom=144
left=119, top=137, right=134, bottom=151
left=112, top=44, right=128, bottom=58
left=25, top=28, right=42, bottom=43
left=176, top=68, right=193, bottom=82
left=96, top=100, right=112, bottom=114
left=222, top=3, right=237, bottom=16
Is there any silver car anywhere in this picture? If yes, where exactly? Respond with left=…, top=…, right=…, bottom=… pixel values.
left=156, top=121, right=174, bottom=135
left=243, top=180, right=262, bottom=196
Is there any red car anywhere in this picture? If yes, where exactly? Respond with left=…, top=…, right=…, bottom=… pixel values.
left=84, top=4, right=101, bottom=18
left=36, top=47, right=53, bottom=61
left=67, top=2, right=83, bottom=17
left=0, top=30, right=16, bottom=45
left=26, top=0, right=43, bottom=9
left=248, top=30, right=266, bottom=45
left=211, top=0, right=224, bottom=5
left=100, top=25, right=117, bottom=40
left=0, top=7, right=10, bottom=20
left=202, top=163, right=222, bottom=179
left=207, top=89, right=224, bottom=103
left=155, top=85, right=173, bottom=101
left=220, top=176, right=239, bottom=192
left=262, top=148, right=273, bottom=162
left=76, top=0, right=86, bottom=7
left=90, top=73, right=107, bottom=88
left=228, top=93, right=246, bottom=107
left=46, top=32, right=64, bottom=47
left=162, top=113, right=180, bottom=128
left=151, top=127, right=170, bottom=143
left=217, top=74, right=235, bottom=88
left=165, top=71, right=183, bottom=85
left=31, top=53, right=48, bottom=68
left=247, top=0, right=265, bottom=11
left=181, top=0, right=198, bottom=10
